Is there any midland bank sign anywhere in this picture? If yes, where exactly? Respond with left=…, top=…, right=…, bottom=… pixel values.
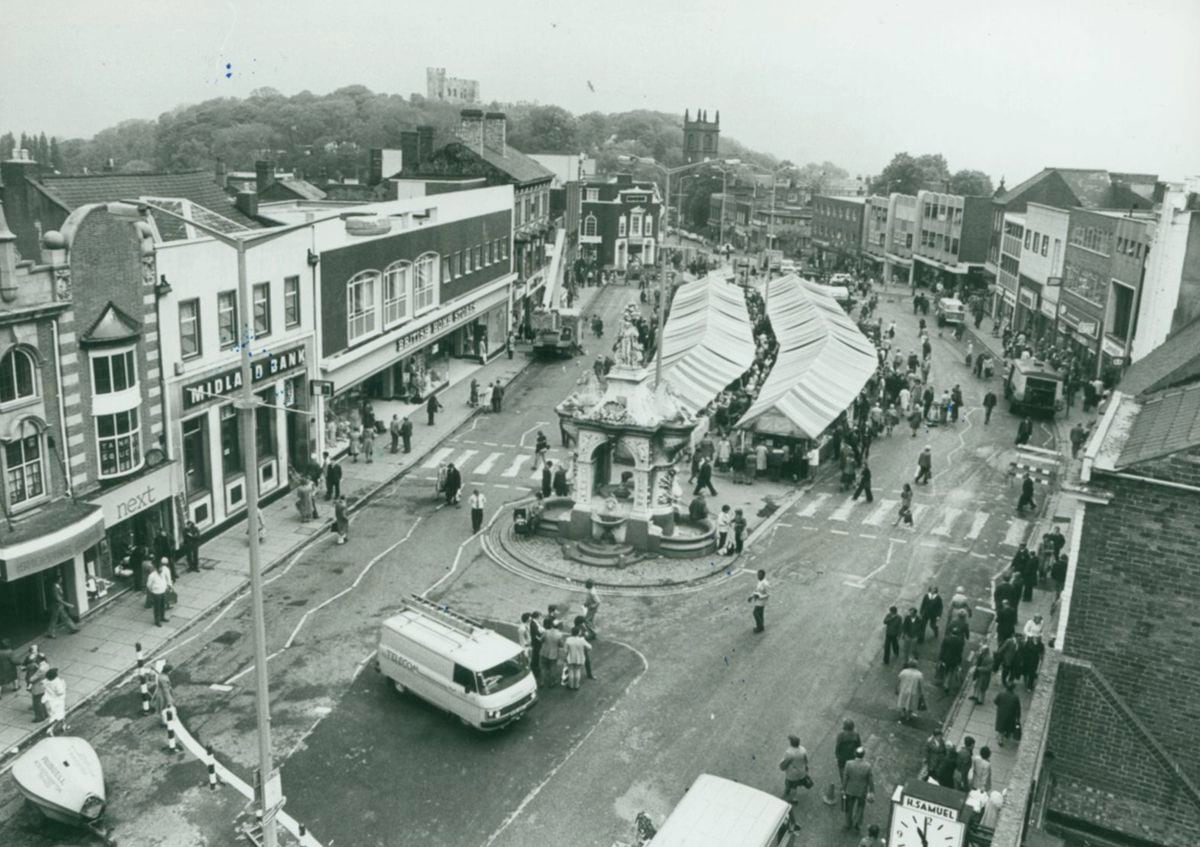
left=183, top=345, right=306, bottom=409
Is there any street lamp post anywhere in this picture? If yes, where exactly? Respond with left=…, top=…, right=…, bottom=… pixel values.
left=108, top=200, right=337, bottom=847
left=618, top=155, right=740, bottom=387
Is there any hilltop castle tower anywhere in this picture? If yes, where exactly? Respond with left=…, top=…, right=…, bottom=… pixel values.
left=683, top=109, right=720, bottom=164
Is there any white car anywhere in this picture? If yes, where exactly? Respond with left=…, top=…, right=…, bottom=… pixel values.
left=830, top=273, right=853, bottom=285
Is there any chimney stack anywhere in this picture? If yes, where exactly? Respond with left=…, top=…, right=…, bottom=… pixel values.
left=456, top=110, right=484, bottom=155
left=215, top=157, right=227, bottom=185
left=235, top=189, right=259, bottom=219
left=484, top=112, right=507, bottom=156
left=416, top=126, right=434, bottom=164
left=0, top=150, right=41, bottom=262
left=0, top=200, right=19, bottom=297
left=255, top=160, right=276, bottom=195
left=400, top=131, right=419, bottom=171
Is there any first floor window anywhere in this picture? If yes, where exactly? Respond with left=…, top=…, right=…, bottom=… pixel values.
left=500, top=238, right=509, bottom=260
left=5, top=424, right=44, bottom=506
left=218, top=290, right=239, bottom=349
left=618, top=217, right=627, bottom=237
left=473, top=244, right=483, bottom=269
left=252, top=282, right=271, bottom=337
left=383, top=262, right=410, bottom=326
left=414, top=254, right=438, bottom=312
left=0, top=347, right=36, bottom=404
left=347, top=271, right=379, bottom=342
left=92, top=349, right=137, bottom=395
left=644, top=215, right=653, bottom=236
left=284, top=276, right=301, bottom=328
left=97, top=410, right=140, bottom=477
left=220, top=404, right=241, bottom=475
left=182, top=415, right=208, bottom=493
left=179, top=299, right=201, bottom=359
left=442, top=255, right=452, bottom=282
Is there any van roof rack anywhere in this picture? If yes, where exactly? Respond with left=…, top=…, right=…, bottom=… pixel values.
left=404, top=594, right=483, bottom=637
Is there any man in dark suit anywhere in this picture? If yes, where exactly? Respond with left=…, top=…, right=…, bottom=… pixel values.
left=851, top=462, right=873, bottom=503
left=542, top=461, right=553, bottom=498
left=693, top=456, right=717, bottom=496
left=918, top=586, right=943, bottom=643
left=993, top=573, right=1018, bottom=612
left=325, top=459, right=343, bottom=501
left=552, top=463, right=569, bottom=497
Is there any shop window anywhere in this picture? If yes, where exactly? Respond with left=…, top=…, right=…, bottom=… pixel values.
left=92, top=349, right=137, bottom=395
left=256, top=391, right=276, bottom=459
left=252, top=282, right=271, bottom=337
left=96, top=409, right=141, bottom=478
left=218, top=290, right=239, bottom=349
left=182, top=415, right=208, bottom=494
left=487, top=241, right=495, bottom=265
left=383, top=262, right=410, bottom=327
left=413, top=254, right=438, bottom=313
left=220, top=404, right=241, bottom=475
left=179, top=299, right=201, bottom=359
left=347, top=270, right=379, bottom=343
left=284, top=276, right=301, bottom=329
left=4, top=420, right=45, bottom=507
left=0, top=347, right=37, bottom=404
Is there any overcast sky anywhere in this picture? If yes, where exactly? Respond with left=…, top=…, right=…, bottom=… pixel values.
left=3, top=0, right=1198, bottom=183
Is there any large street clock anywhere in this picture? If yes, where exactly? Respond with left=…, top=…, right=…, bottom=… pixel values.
left=888, top=781, right=972, bottom=847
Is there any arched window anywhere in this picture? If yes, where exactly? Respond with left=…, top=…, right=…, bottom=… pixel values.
left=347, top=270, right=380, bottom=343
left=582, top=215, right=597, bottom=238
left=5, top=418, right=45, bottom=506
left=0, top=348, right=36, bottom=404
left=413, top=253, right=439, bottom=313
left=383, top=261, right=411, bottom=327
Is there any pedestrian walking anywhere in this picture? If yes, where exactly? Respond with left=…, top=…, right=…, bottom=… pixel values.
left=852, top=461, right=874, bottom=503
left=400, top=416, right=413, bottom=453
left=563, top=626, right=591, bottom=690
left=583, top=579, right=600, bottom=628
left=918, top=586, right=943, bottom=642
left=748, top=569, right=769, bottom=633
left=923, top=729, right=948, bottom=781
left=427, top=393, right=442, bottom=425
left=1015, top=416, right=1034, bottom=446
left=907, top=407, right=922, bottom=437
left=993, top=572, right=1019, bottom=613
left=491, top=381, right=504, bottom=413
left=46, top=573, right=80, bottom=638
left=468, top=488, right=486, bottom=534
left=914, top=445, right=932, bottom=484
left=733, top=508, right=747, bottom=553
left=552, top=462, right=569, bottom=497
left=541, top=461, right=553, bottom=498
left=389, top=414, right=401, bottom=452
left=896, top=658, right=925, bottom=722
left=27, top=649, right=50, bottom=721
left=1069, top=422, right=1087, bottom=458
left=147, top=559, right=173, bottom=626
left=972, top=746, right=994, bottom=792
left=1017, top=472, right=1036, bottom=513
left=882, top=606, right=901, bottom=665
left=150, top=660, right=176, bottom=726
left=900, top=608, right=920, bottom=665
left=994, top=682, right=1022, bottom=746
left=693, top=456, right=718, bottom=496
left=955, top=737, right=975, bottom=791
left=325, top=457, right=343, bottom=501
left=779, top=735, right=811, bottom=801
left=841, top=748, right=874, bottom=832
left=573, top=615, right=597, bottom=680
left=895, top=483, right=915, bottom=527
left=182, top=519, right=202, bottom=572
left=539, top=621, right=563, bottom=688
left=334, top=496, right=349, bottom=544
left=0, top=639, right=19, bottom=696
left=531, top=431, right=550, bottom=470
left=443, top=463, right=462, bottom=506
left=348, top=423, right=361, bottom=462
left=42, top=668, right=67, bottom=735
left=715, top=504, right=732, bottom=553
left=948, top=585, right=971, bottom=621
left=834, top=719, right=862, bottom=784
left=361, top=425, right=375, bottom=463
left=970, top=645, right=994, bottom=704
left=938, top=629, right=965, bottom=693
left=468, top=378, right=480, bottom=407
left=1019, top=634, right=1044, bottom=690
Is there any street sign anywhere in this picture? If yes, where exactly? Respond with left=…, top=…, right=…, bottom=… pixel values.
left=309, top=379, right=335, bottom=398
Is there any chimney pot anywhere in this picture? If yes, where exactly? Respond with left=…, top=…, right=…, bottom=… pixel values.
left=255, top=160, right=276, bottom=196
left=236, top=189, right=259, bottom=219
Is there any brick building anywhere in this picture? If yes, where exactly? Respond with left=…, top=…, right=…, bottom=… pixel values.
left=578, top=174, right=662, bottom=271
left=1050, top=335, right=1200, bottom=846
left=811, top=195, right=865, bottom=273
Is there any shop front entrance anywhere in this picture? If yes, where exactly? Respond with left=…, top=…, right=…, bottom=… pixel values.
left=0, top=561, right=76, bottom=645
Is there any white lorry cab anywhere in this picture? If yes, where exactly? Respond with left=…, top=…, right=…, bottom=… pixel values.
left=376, top=595, right=537, bottom=731
left=649, top=774, right=795, bottom=847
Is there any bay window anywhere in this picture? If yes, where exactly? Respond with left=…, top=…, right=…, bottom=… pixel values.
left=5, top=421, right=44, bottom=506
left=92, top=350, right=137, bottom=395
left=97, top=409, right=141, bottom=477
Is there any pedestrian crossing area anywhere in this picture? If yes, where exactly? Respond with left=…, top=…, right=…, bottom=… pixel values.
left=417, top=441, right=571, bottom=482
left=793, top=490, right=1031, bottom=549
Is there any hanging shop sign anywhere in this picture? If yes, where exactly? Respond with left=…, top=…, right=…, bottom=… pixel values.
left=183, top=345, right=307, bottom=409
left=394, top=302, right=478, bottom=354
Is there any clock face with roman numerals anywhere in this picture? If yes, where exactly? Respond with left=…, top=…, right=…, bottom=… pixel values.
left=889, top=807, right=965, bottom=847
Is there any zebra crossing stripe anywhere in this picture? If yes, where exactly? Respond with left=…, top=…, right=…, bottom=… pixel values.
left=828, top=498, right=856, bottom=522
left=908, top=504, right=929, bottom=525
left=965, top=512, right=989, bottom=540
left=473, top=452, right=504, bottom=475
left=453, top=449, right=479, bottom=468
left=1001, top=518, right=1029, bottom=547
left=797, top=492, right=831, bottom=517
left=421, top=447, right=455, bottom=470
left=501, top=455, right=526, bottom=478
left=930, top=507, right=963, bottom=537
left=862, top=499, right=897, bottom=527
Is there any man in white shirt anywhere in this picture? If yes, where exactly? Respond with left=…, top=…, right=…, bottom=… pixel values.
left=749, top=569, right=770, bottom=633
left=715, top=505, right=732, bottom=552
left=146, top=558, right=173, bottom=627
left=468, top=489, right=487, bottom=534
left=1023, top=614, right=1044, bottom=643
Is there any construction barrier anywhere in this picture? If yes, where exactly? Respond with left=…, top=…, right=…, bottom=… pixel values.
left=136, top=643, right=151, bottom=716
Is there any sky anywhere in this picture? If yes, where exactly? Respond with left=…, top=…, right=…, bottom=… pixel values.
left=2, top=0, right=1198, bottom=183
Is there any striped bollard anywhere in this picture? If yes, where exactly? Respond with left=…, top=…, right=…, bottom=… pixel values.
left=136, top=643, right=151, bottom=716
left=163, top=708, right=181, bottom=754
left=206, top=744, right=221, bottom=790
left=299, top=824, right=309, bottom=845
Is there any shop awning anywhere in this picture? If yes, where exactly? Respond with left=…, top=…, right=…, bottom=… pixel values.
left=0, top=500, right=104, bottom=582
left=658, top=273, right=758, bottom=414
left=737, top=275, right=878, bottom=438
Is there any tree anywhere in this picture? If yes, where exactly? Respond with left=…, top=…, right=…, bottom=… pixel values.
left=949, top=169, right=994, bottom=197
left=0, top=132, right=13, bottom=160
left=913, top=154, right=950, bottom=190
left=508, top=105, right=577, bottom=153
left=48, top=136, right=62, bottom=171
left=870, top=153, right=924, bottom=195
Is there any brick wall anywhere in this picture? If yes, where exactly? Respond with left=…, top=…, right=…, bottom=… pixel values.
left=1047, top=457, right=1200, bottom=842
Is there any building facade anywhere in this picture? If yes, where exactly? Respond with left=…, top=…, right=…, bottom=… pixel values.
left=682, top=109, right=720, bottom=165
left=1015, top=203, right=1069, bottom=342
left=861, top=196, right=889, bottom=276
left=1131, top=179, right=1200, bottom=362
left=425, top=67, right=479, bottom=104
left=883, top=193, right=917, bottom=285
left=578, top=174, right=662, bottom=271
left=811, top=195, right=865, bottom=273
left=911, top=191, right=992, bottom=293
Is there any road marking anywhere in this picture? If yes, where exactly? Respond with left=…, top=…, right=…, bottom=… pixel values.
left=970, top=552, right=990, bottom=559
left=1001, top=518, right=1030, bottom=547
left=930, top=507, right=962, bottom=537
left=862, top=499, right=897, bottom=526
left=473, top=451, right=504, bottom=475
left=519, top=421, right=551, bottom=448
left=965, top=512, right=989, bottom=540
left=502, top=455, right=527, bottom=478
left=796, top=492, right=830, bottom=517
left=452, top=448, right=479, bottom=468
left=846, top=539, right=897, bottom=587
left=830, top=529, right=849, bottom=535
left=482, top=441, right=500, bottom=447
left=859, top=533, right=877, bottom=540
left=829, top=498, right=856, bottom=522
left=421, top=446, right=455, bottom=470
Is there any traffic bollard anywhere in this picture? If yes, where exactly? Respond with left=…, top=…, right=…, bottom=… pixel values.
left=136, top=643, right=151, bottom=716
left=206, top=744, right=221, bottom=790
left=163, top=708, right=182, bottom=754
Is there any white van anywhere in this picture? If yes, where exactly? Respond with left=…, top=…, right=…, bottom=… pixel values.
left=649, top=774, right=795, bottom=846
left=376, top=595, right=537, bottom=731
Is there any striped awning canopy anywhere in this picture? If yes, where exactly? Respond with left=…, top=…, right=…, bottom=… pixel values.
left=737, top=275, right=877, bottom=438
left=658, top=273, right=758, bottom=414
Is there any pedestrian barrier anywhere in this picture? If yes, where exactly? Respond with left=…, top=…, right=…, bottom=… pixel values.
left=163, top=709, right=182, bottom=755
left=1014, top=445, right=1061, bottom=488
left=136, top=642, right=151, bottom=716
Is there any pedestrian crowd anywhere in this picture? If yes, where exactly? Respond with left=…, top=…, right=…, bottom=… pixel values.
left=517, top=581, right=601, bottom=693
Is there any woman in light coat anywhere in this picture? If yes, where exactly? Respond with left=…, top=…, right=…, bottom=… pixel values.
left=42, top=667, right=67, bottom=735
left=151, top=660, right=176, bottom=725
left=896, top=658, right=924, bottom=722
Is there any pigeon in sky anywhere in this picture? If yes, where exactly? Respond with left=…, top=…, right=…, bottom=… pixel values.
left=587, top=80, right=596, bottom=93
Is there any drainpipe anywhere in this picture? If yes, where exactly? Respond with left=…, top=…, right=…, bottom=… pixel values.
left=50, top=316, right=73, bottom=498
